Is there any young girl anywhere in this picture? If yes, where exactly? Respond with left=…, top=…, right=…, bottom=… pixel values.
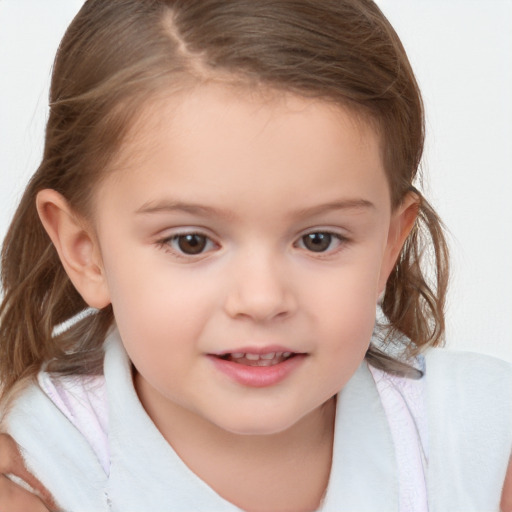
left=1, top=1, right=511, bottom=511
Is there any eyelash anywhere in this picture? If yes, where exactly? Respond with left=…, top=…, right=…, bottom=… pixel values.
left=295, top=231, right=347, bottom=255
left=156, top=230, right=348, bottom=258
left=157, top=232, right=218, bottom=259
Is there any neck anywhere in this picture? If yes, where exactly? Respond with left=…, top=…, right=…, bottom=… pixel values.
left=135, top=372, right=336, bottom=512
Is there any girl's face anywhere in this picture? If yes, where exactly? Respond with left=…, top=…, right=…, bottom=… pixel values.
left=87, top=84, right=414, bottom=436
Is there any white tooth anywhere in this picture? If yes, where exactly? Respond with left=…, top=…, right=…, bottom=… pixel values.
left=260, top=352, right=276, bottom=360
left=258, top=359, right=274, bottom=366
left=283, top=352, right=292, bottom=358
left=231, top=352, right=245, bottom=359
left=245, top=353, right=260, bottom=361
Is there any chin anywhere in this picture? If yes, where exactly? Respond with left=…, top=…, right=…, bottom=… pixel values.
left=211, top=409, right=307, bottom=437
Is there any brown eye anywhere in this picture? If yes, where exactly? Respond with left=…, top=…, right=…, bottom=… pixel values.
left=175, top=234, right=208, bottom=255
left=301, top=232, right=333, bottom=252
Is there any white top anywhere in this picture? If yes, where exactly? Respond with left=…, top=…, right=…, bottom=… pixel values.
left=38, top=352, right=429, bottom=511
left=5, top=329, right=512, bottom=511
left=370, top=365, right=428, bottom=512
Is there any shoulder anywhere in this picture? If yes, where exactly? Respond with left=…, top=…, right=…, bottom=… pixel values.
left=37, top=372, right=108, bottom=433
left=423, top=348, right=512, bottom=448
left=423, top=348, right=512, bottom=510
left=424, top=347, right=512, bottom=418
left=424, top=347, right=512, bottom=399
left=3, top=372, right=109, bottom=511
left=424, top=346, right=512, bottom=373
left=37, top=371, right=109, bottom=472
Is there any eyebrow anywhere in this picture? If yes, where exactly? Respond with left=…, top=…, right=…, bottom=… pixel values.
left=293, top=199, right=375, bottom=218
left=136, top=201, right=236, bottom=220
left=135, top=198, right=375, bottom=219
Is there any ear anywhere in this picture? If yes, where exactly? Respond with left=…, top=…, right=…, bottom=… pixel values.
left=36, top=189, right=111, bottom=309
left=377, top=191, right=420, bottom=298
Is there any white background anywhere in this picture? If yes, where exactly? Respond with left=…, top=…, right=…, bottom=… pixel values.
left=1, top=1, right=511, bottom=361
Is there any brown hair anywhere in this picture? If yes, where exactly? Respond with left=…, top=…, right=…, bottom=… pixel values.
left=0, top=0, right=449, bottom=398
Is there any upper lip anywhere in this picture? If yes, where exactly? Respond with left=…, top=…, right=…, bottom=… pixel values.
left=209, top=345, right=303, bottom=356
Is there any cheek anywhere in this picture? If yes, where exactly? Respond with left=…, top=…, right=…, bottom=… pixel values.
left=104, top=260, right=230, bottom=391
left=104, top=240, right=202, bottom=312
left=303, top=256, right=381, bottom=354
left=315, top=283, right=377, bottom=395
left=110, top=276, right=207, bottom=343
left=108, top=273, right=207, bottom=395
left=101, top=250, right=210, bottom=352
left=321, top=293, right=376, bottom=359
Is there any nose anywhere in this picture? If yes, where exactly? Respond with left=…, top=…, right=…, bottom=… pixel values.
left=223, top=250, right=297, bottom=322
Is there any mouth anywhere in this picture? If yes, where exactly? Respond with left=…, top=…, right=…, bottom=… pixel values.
left=215, top=351, right=296, bottom=367
left=208, top=349, right=306, bottom=387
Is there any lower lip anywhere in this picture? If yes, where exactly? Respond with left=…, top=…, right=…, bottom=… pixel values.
left=208, top=355, right=306, bottom=388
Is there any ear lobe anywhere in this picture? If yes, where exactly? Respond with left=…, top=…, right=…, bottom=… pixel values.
left=377, top=191, right=420, bottom=297
left=36, top=189, right=111, bottom=309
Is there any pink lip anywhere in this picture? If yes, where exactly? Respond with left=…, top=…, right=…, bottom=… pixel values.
left=208, top=353, right=306, bottom=388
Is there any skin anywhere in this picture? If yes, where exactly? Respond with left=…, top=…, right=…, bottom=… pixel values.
left=36, top=84, right=417, bottom=511
left=2, top=84, right=509, bottom=510
left=93, top=86, right=408, bottom=439
left=1, top=442, right=511, bottom=512
left=0, top=434, right=57, bottom=511
left=503, top=458, right=512, bottom=512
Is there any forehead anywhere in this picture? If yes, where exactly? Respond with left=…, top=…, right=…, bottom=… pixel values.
left=97, top=84, right=389, bottom=217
